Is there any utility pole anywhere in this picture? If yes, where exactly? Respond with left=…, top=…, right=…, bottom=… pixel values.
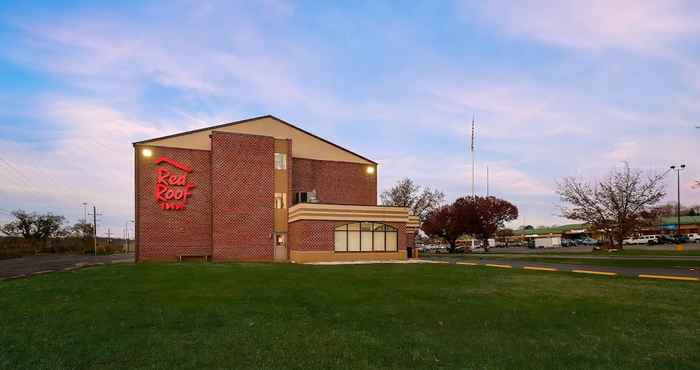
left=88, top=206, right=102, bottom=256
left=670, top=165, right=686, bottom=237
left=82, top=202, right=88, bottom=223
left=486, top=166, right=490, bottom=197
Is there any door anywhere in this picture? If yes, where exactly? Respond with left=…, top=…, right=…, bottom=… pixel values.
left=273, top=232, right=287, bottom=262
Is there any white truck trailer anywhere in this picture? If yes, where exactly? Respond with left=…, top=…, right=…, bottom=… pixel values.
left=534, top=236, right=561, bottom=248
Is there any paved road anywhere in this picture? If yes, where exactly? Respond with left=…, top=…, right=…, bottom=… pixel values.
left=0, top=253, right=134, bottom=279
left=467, top=254, right=700, bottom=261
left=464, top=243, right=700, bottom=254
left=427, top=256, right=700, bottom=279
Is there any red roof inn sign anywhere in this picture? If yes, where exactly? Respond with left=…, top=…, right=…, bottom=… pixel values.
left=153, top=156, right=195, bottom=211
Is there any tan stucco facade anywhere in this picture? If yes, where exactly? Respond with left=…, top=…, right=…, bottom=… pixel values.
left=135, top=116, right=373, bottom=164
left=289, top=203, right=411, bottom=223
left=290, top=250, right=407, bottom=263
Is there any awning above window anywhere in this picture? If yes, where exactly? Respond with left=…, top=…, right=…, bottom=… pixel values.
left=288, top=203, right=412, bottom=224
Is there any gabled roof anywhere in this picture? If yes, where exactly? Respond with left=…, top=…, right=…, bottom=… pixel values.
left=133, top=114, right=376, bottom=165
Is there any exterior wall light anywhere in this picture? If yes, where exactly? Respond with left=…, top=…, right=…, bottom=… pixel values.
left=366, top=166, right=375, bottom=175
left=142, top=148, right=153, bottom=157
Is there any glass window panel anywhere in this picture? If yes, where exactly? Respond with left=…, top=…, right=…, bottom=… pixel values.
left=373, top=223, right=386, bottom=231
left=385, top=224, right=397, bottom=232
left=361, top=222, right=373, bottom=231
left=373, top=231, right=385, bottom=251
left=274, top=193, right=286, bottom=209
left=335, top=224, right=347, bottom=231
left=274, top=153, right=287, bottom=170
left=348, top=231, right=360, bottom=251
left=361, top=230, right=373, bottom=251
left=386, top=232, right=398, bottom=251
left=348, top=223, right=360, bottom=231
left=334, top=231, right=347, bottom=251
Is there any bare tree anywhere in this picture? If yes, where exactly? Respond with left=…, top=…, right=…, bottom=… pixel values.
left=557, top=164, right=666, bottom=248
left=380, top=178, right=445, bottom=223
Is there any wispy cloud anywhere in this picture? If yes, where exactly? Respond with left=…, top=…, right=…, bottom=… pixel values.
left=463, top=0, right=699, bottom=53
left=1, top=1, right=699, bottom=230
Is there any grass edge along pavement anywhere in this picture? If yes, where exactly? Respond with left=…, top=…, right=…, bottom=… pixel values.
left=440, top=256, right=700, bottom=281
left=1, top=262, right=700, bottom=370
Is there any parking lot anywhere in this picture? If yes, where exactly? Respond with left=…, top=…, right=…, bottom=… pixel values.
left=421, top=243, right=700, bottom=255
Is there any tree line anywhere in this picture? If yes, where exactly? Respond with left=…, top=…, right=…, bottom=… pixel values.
left=0, top=210, right=109, bottom=257
left=383, top=162, right=682, bottom=252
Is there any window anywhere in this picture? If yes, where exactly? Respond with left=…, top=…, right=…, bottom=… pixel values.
left=294, top=191, right=318, bottom=204
left=274, top=193, right=286, bottom=209
left=274, top=153, right=287, bottom=170
left=334, top=222, right=398, bottom=252
left=275, top=233, right=286, bottom=246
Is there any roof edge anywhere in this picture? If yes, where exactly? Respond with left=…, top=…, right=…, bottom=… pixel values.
left=132, top=114, right=377, bottom=165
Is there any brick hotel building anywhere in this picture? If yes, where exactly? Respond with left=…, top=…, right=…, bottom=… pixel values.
left=133, top=115, right=418, bottom=263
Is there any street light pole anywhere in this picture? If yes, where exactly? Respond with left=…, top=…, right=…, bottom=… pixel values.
left=670, top=164, right=686, bottom=236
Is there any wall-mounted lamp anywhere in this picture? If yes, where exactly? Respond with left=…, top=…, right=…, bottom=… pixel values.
left=366, top=166, right=375, bottom=175
left=141, top=148, right=153, bottom=157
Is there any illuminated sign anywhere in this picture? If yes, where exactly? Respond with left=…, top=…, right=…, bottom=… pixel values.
left=154, top=156, right=195, bottom=211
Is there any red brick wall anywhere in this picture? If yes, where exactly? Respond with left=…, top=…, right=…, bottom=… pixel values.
left=288, top=220, right=407, bottom=252
left=211, top=132, right=274, bottom=261
left=135, top=147, right=212, bottom=261
left=292, top=158, right=376, bottom=206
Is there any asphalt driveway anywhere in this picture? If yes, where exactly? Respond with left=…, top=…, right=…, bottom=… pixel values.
left=0, top=253, right=134, bottom=279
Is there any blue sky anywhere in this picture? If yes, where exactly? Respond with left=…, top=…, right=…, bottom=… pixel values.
left=1, top=0, right=699, bottom=235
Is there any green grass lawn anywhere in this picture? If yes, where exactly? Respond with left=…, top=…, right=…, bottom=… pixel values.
left=451, top=255, right=700, bottom=269
left=1, top=263, right=699, bottom=369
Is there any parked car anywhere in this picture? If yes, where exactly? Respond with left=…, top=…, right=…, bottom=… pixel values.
left=578, top=237, right=601, bottom=246
left=656, top=235, right=675, bottom=245
left=622, top=235, right=658, bottom=245
left=673, top=235, right=689, bottom=244
left=561, top=239, right=576, bottom=247
left=687, top=233, right=700, bottom=243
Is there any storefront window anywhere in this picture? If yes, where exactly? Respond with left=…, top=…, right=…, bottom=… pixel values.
left=334, top=222, right=398, bottom=252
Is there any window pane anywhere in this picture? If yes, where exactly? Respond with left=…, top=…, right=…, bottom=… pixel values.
left=361, top=222, right=373, bottom=231
left=386, top=232, right=398, bottom=251
left=348, top=231, right=360, bottom=251
left=348, top=223, right=360, bottom=231
left=335, top=224, right=347, bottom=231
left=373, top=231, right=385, bottom=251
left=385, top=224, right=397, bottom=232
left=274, top=153, right=287, bottom=170
left=361, top=230, right=373, bottom=251
left=334, top=231, right=347, bottom=251
left=274, top=193, right=286, bottom=208
left=373, top=223, right=386, bottom=231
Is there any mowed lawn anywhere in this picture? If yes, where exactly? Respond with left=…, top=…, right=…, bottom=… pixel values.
left=1, top=263, right=699, bottom=370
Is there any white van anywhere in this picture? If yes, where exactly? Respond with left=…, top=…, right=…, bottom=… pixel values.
left=622, top=235, right=659, bottom=245
left=687, top=233, right=700, bottom=243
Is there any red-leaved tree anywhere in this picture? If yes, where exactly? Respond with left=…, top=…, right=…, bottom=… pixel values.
left=468, top=196, right=519, bottom=252
left=423, top=196, right=518, bottom=252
